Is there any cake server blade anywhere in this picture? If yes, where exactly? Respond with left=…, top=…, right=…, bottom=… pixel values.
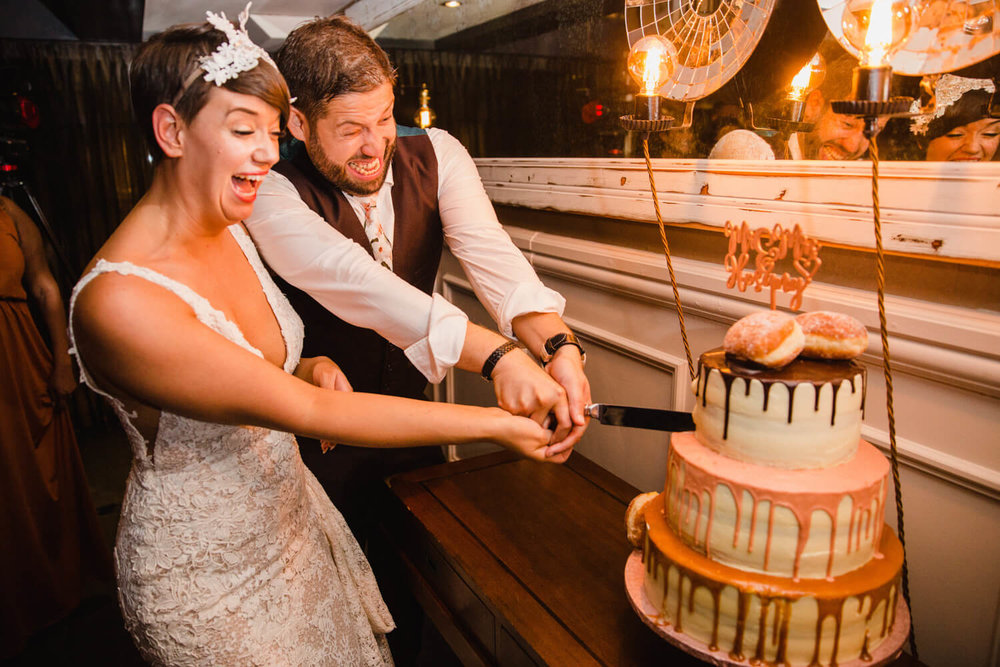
left=584, top=403, right=694, bottom=432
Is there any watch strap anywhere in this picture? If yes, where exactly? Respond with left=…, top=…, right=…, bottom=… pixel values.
left=481, top=341, right=520, bottom=381
left=541, top=332, right=585, bottom=365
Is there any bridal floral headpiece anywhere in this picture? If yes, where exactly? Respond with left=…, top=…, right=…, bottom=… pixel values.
left=909, top=74, right=995, bottom=135
left=199, top=2, right=275, bottom=85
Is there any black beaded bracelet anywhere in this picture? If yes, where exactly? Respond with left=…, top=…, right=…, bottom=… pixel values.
left=481, top=341, right=520, bottom=381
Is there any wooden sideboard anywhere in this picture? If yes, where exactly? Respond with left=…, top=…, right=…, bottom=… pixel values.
left=375, top=451, right=923, bottom=667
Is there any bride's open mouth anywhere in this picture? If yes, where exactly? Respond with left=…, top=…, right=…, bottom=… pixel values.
left=232, top=173, right=265, bottom=201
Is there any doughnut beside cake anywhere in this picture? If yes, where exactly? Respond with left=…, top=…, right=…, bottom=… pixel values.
left=633, top=312, right=906, bottom=666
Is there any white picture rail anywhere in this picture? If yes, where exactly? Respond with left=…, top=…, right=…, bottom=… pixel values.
left=476, top=157, right=1000, bottom=264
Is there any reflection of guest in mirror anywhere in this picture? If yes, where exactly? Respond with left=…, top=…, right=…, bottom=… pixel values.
left=787, top=55, right=871, bottom=160
left=910, top=75, right=999, bottom=162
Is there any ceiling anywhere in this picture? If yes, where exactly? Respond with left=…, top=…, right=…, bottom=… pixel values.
left=1, top=0, right=549, bottom=46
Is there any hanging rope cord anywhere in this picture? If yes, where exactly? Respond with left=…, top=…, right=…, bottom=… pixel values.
left=641, top=136, right=695, bottom=380
left=869, top=134, right=917, bottom=659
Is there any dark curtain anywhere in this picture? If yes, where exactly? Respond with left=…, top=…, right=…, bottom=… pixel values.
left=387, top=48, right=628, bottom=158
left=1, top=39, right=152, bottom=427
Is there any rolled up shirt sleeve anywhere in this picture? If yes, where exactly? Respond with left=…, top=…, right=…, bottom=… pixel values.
left=430, top=128, right=565, bottom=338
left=245, top=170, right=467, bottom=383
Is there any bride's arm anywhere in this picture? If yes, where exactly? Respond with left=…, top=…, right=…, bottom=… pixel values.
left=73, top=273, right=560, bottom=461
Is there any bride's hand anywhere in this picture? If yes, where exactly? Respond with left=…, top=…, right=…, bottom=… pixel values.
left=488, top=408, right=561, bottom=463
left=312, top=359, right=352, bottom=393
left=296, top=356, right=353, bottom=392
left=295, top=356, right=352, bottom=452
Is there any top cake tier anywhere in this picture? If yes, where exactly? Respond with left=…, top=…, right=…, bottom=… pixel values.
left=692, top=348, right=866, bottom=469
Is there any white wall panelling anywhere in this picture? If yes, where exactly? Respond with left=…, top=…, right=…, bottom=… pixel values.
left=436, top=213, right=999, bottom=666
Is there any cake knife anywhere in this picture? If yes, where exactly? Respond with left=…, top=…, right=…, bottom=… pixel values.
left=584, top=403, right=695, bottom=432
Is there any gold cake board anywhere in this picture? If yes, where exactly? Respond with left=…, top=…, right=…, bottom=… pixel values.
left=624, top=550, right=911, bottom=667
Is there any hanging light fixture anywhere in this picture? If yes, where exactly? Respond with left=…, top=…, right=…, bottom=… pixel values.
left=840, top=0, right=918, bottom=101
left=617, top=32, right=695, bottom=378
left=622, top=34, right=678, bottom=128
left=413, top=83, right=436, bottom=129
left=831, top=0, right=922, bottom=133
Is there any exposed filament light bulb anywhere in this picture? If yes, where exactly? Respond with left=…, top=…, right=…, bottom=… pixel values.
left=626, top=34, right=677, bottom=121
left=627, top=34, right=677, bottom=97
left=865, top=0, right=892, bottom=66
left=841, top=0, right=918, bottom=68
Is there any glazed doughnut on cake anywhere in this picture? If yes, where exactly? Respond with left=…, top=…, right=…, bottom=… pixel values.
left=796, top=311, right=868, bottom=360
left=633, top=311, right=905, bottom=667
left=723, top=311, right=804, bottom=369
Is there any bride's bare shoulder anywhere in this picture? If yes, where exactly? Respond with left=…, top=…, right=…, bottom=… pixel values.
left=73, top=269, right=194, bottom=345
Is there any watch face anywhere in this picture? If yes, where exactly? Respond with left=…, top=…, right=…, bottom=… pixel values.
left=544, top=333, right=583, bottom=362
left=546, top=333, right=569, bottom=352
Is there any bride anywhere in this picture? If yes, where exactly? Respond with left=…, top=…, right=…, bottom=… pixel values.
left=69, top=8, right=560, bottom=666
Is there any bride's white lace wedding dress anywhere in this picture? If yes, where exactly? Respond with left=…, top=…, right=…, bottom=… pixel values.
left=69, top=225, right=394, bottom=666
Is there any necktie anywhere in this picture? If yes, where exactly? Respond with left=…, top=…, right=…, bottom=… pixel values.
left=360, top=199, right=393, bottom=271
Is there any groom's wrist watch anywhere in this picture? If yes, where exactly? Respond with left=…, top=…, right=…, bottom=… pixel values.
left=540, top=332, right=586, bottom=367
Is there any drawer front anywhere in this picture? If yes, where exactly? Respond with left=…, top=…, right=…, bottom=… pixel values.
left=417, top=531, right=496, bottom=657
left=497, top=625, right=541, bottom=667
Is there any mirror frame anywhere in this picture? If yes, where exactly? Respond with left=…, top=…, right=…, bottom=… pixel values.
left=476, top=157, right=1000, bottom=264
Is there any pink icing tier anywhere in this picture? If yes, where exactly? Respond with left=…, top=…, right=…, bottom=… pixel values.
left=665, top=432, right=889, bottom=580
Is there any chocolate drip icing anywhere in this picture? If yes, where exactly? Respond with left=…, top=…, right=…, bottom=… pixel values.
left=646, top=547, right=900, bottom=666
left=698, top=349, right=866, bottom=439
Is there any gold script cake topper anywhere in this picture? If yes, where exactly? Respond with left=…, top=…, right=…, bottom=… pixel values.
left=723, top=221, right=822, bottom=310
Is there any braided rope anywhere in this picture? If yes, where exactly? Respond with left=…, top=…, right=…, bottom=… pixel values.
left=642, top=137, right=695, bottom=379
left=870, top=135, right=917, bottom=659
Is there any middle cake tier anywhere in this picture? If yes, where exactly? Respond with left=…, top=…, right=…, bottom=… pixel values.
left=665, top=432, right=890, bottom=580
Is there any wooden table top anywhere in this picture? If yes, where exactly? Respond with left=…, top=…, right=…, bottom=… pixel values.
left=386, top=450, right=922, bottom=667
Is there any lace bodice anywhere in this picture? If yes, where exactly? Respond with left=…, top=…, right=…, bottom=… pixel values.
left=69, top=225, right=393, bottom=665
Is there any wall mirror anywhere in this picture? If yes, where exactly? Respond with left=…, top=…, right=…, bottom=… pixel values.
left=378, top=0, right=999, bottom=264
left=380, top=0, right=998, bottom=164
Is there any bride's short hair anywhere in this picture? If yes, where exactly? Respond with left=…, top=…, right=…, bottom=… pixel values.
left=130, top=22, right=290, bottom=160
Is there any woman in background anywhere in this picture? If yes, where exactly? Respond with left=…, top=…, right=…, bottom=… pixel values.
left=911, top=74, right=999, bottom=162
left=69, top=7, right=560, bottom=665
left=0, top=194, right=112, bottom=659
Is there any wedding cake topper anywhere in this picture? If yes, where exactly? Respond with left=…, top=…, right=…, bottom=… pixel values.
left=199, top=2, right=275, bottom=86
left=723, top=221, right=822, bottom=311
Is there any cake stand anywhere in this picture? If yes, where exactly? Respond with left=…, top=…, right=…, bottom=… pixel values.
left=624, top=550, right=911, bottom=667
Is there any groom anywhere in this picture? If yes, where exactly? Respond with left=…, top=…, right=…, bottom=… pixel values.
left=245, top=15, right=591, bottom=532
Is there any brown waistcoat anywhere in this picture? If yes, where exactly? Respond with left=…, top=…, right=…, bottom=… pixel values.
left=271, top=132, right=443, bottom=399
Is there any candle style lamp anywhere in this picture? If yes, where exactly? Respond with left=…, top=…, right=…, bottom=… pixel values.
left=413, top=83, right=436, bottom=129
left=755, top=51, right=828, bottom=137
left=784, top=52, right=827, bottom=124
left=620, top=34, right=678, bottom=133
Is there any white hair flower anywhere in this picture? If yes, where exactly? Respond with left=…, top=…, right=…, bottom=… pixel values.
left=199, top=2, right=275, bottom=86
left=909, top=74, right=995, bottom=136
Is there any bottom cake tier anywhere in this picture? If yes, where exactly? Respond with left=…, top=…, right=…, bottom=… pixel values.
left=641, top=499, right=905, bottom=667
